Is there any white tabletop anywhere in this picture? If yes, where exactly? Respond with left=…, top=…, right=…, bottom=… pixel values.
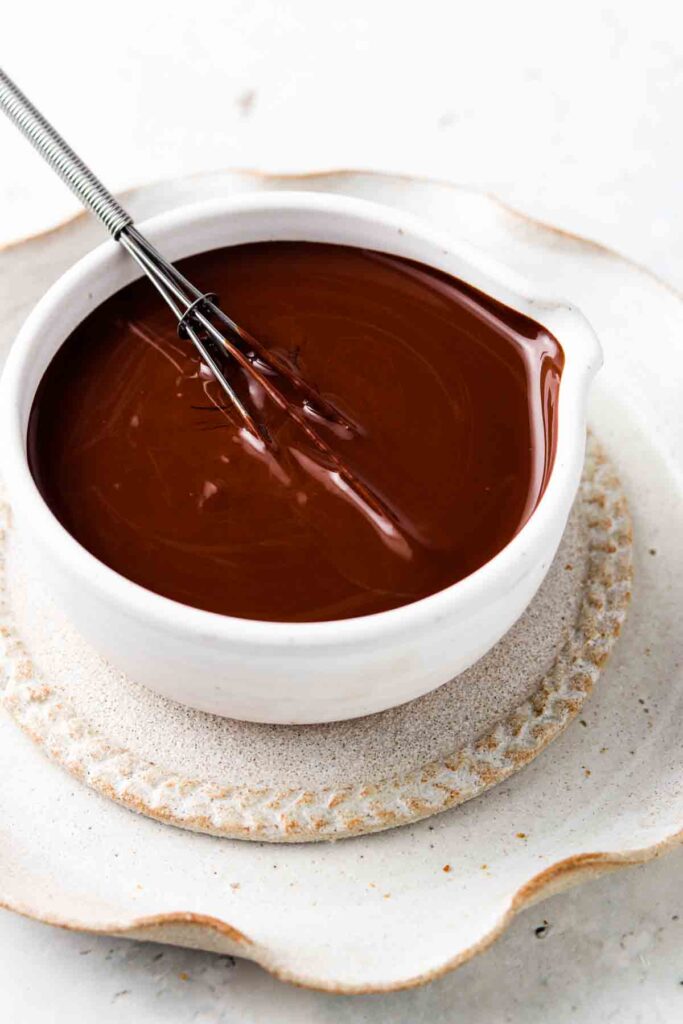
left=1, top=2, right=682, bottom=1020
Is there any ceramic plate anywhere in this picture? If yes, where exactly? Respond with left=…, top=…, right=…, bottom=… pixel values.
left=0, top=171, right=681, bottom=994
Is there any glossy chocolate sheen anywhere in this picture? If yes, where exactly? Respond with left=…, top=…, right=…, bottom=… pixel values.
left=28, top=242, right=563, bottom=622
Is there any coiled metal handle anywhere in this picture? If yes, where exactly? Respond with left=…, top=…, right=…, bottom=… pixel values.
left=0, top=68, right=133, bottom=238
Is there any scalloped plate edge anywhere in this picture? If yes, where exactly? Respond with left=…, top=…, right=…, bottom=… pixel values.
left=0, top=833, right=681, bottom=994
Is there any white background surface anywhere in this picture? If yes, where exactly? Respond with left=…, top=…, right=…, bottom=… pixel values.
left=1, top=2, right=682, bottom=1020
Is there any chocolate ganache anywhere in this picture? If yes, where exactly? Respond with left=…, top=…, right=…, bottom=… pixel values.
left=28, top=242, right=563, bottom=622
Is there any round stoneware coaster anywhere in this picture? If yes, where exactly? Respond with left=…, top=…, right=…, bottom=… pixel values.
left=0, top=434, right=631, bottom=843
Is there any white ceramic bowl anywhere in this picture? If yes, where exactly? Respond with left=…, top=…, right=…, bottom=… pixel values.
left=0, top=192, right=601, bottom=724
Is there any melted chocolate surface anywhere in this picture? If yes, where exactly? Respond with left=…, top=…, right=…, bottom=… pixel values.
left=28, top=242, right=563, bottom=622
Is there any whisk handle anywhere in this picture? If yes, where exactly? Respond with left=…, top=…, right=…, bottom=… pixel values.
left=0, top=68, right=133, bottom=239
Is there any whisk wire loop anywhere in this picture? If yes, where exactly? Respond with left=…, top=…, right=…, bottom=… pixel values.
left=0, top=66, right=400, bottom=532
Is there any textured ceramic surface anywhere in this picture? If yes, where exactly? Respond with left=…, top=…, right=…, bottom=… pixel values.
left=0, top=171, right=680, bottom=993
left=0, top=192, right=601, bottom=724
left=1, top=437, right=631, bottom=841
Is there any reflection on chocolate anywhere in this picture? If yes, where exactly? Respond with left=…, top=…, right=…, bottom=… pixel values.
left=28, top=242, right=563, bottom=622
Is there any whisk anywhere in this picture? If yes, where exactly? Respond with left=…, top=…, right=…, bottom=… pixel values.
left=0, top=68, right=400, bottom=535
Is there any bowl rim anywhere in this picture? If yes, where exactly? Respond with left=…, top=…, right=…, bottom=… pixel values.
left=0, top=190, right=601, bottom=648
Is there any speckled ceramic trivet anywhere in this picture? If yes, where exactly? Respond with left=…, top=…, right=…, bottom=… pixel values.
left=0, top=434, right=631, bottom=843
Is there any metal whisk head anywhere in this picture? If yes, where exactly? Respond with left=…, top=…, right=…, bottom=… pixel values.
left=0, top=67, right=402, bottom=536
left=117, top=225, right=352, bottom=446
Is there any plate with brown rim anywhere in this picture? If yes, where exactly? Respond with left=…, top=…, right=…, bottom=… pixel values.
left=0, top=170, right=680, bottom=994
